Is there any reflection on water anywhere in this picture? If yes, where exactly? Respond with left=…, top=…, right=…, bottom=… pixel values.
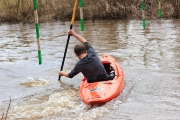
left=0, top=19, right=180, bottom=119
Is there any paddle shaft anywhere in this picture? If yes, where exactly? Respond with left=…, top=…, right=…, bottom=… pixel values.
left=58, top=25, right=73, bottom=81
left=58, top=0, right=78, bottom=81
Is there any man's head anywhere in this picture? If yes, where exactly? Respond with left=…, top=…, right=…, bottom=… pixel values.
left=74, top=44, right=87, bottom=57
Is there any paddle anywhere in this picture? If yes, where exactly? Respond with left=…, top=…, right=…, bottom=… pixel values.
left=58, top=0, right=78, bottom=81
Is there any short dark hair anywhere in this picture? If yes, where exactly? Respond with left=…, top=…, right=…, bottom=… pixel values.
left=74, top=44, right=87, bottom=56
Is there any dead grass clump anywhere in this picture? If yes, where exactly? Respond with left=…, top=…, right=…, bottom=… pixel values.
left=0, top=0, right=34, bottom=22
left=0, top=0, right=180, bottom=23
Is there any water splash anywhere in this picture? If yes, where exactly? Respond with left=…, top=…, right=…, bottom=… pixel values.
left=19, top=77, right=52, bottom=88
left=7, top=86, right=122, bottom=120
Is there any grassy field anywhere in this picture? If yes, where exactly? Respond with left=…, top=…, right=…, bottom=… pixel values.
left=0, top=0, right=179, bottom=23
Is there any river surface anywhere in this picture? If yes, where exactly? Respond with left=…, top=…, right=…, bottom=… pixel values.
left=0, top=19, right=180, bottom=120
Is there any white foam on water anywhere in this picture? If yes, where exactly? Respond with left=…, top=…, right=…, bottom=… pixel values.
left=7, top=88, right=84, bottom=119
left=7, top=86, right=122, bottom=120
left=19, top=77, right=53, bottom=88
left=76, top=99, right=122, bottom=120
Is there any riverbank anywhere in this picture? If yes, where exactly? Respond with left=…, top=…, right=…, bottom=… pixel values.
left=0, top=0, right=180, bottom=23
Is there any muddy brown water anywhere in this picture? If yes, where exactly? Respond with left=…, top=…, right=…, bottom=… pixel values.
left=0, top=19, right=180, bottom=120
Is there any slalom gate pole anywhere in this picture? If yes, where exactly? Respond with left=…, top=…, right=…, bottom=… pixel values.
left=141, top=0, right=146, bottom=29
left=158, top=0, right=162, bottom=18
left=79, top=0, right=84, bottom=31
left=33, top=0, right=42, bottom=65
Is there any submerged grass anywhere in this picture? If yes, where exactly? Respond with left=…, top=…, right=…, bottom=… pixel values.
left=0, top=0, right=180, bottom=23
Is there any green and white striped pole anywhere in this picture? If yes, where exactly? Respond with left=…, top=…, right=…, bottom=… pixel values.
left=79, top=0, right=84, bottom=31
left=158, top=0, right=162, bottom=18
left=33, top=0, right=42, bottom=64
left=141, top=0, right=146, bottom=29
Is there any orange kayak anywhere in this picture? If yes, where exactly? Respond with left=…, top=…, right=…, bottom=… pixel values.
left=79, top=54, right=124, bottom=105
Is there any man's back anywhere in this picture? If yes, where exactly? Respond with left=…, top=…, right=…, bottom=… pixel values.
left=69, top=42, right=109, bottom=83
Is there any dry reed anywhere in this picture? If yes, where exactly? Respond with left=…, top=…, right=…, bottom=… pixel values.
left=1, top=97, right=11, bottom=120
left=0, top=0, right=179, bottom=23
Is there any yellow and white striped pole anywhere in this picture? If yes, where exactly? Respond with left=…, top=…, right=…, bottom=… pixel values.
left=33, top=0, right=42, bottom=64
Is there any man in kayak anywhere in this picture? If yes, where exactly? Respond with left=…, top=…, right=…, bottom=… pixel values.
left=58, top=30, right=114, bottom=83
